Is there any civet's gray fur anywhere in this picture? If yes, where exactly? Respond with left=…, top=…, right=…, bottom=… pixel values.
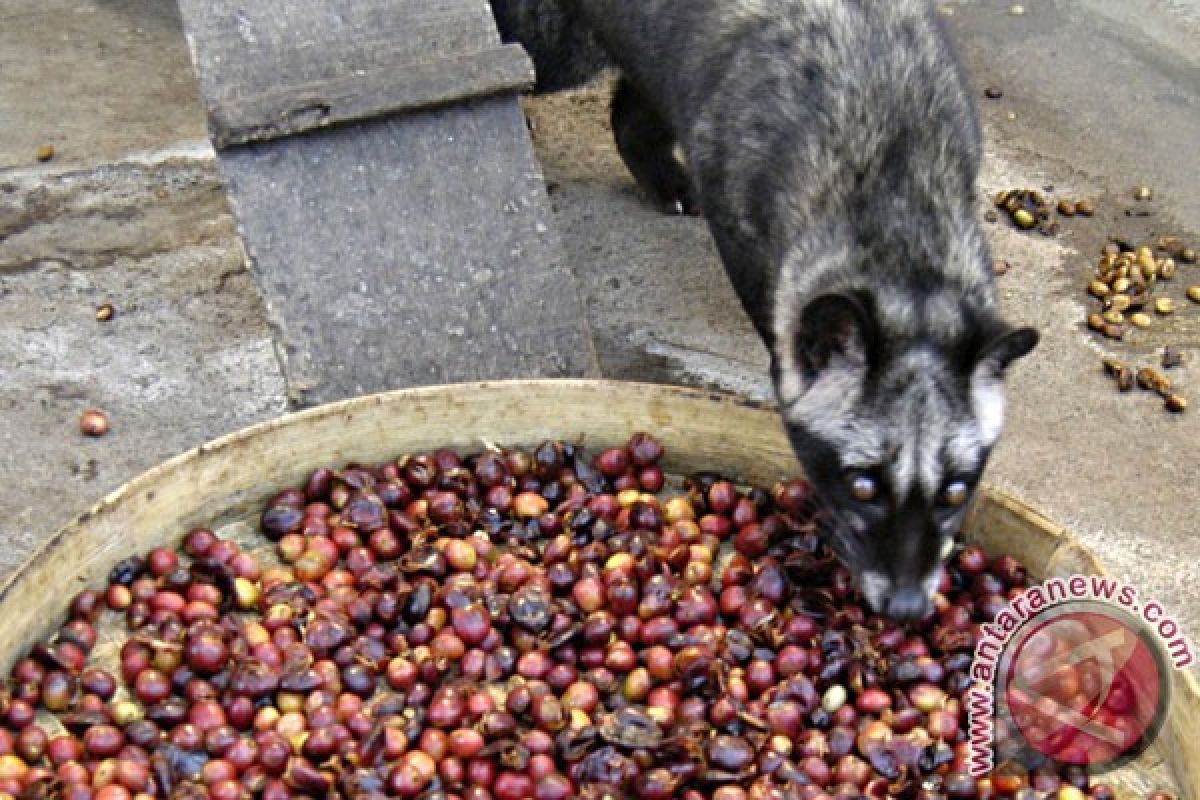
left=487, top=0, right=1038, bottom=620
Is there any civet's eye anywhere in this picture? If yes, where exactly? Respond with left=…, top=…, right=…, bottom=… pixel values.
left=940, top=481, right=970, bottom=508
left=850, top=473, right=879, bottom=502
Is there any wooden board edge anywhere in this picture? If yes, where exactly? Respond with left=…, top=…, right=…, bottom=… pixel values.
left=209, top=45, right=535, bottom=148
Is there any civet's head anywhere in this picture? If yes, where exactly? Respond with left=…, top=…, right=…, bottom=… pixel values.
left=773, top=290, right=1037, bottom=621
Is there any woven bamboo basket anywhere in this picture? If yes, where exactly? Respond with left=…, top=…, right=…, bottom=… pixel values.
left=0, top=381, right=1193, bottom=797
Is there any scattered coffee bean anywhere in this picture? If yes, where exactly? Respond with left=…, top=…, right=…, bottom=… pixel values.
left=1075, top=199, right=1096, bottom=216
left=1056, top=200, right=1076, bottom=216
left=1136, top=367, right=1172, bottom=396
left=993, top=259, right=1010, bottom=276
left=1165, top=394, right=1188, bottom=413
left=1137, top=246, right=1156, bottom=272
left=1088, top=281, right=1111, bottom=298
left=1103, top=359, right=1135, bottom=392
left=1154, top=297, right=1176, bottom=315
left=1158, top=236, right=1187, bottom=257
left=79, top=409, right=110, bottom=437
left=1161, top=348, right=1184, bottom=369
left=36, top=144, right=55, bottom=162
left=1130, top=312, right=1152, bottom=328
left=95, top=303, right=115, bottom=322
left=994, top=188, right=1057, bottom=234
left=1187, top=286, right=1200, bottom=304
left=1134, top=185, right=1154, bottom=201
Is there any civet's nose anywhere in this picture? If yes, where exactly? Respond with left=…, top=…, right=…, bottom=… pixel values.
left=884, top=587, right=932, bottom=622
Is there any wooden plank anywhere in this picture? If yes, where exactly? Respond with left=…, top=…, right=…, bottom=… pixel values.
left=178, top=0, right=538, bottom=147
left=179, top=0, right=505, bottom=104
left=216, top=96, right=599, bottom=406
left=208, top=45, right=534, bottom=147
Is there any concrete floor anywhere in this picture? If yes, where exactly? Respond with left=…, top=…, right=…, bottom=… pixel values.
left=2, top=0, right=1199, bottom=652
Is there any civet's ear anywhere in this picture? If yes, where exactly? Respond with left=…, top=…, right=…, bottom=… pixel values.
left=793, top=292, right=878, bottom=381
left=974, top=326, right=1039, bottom=378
